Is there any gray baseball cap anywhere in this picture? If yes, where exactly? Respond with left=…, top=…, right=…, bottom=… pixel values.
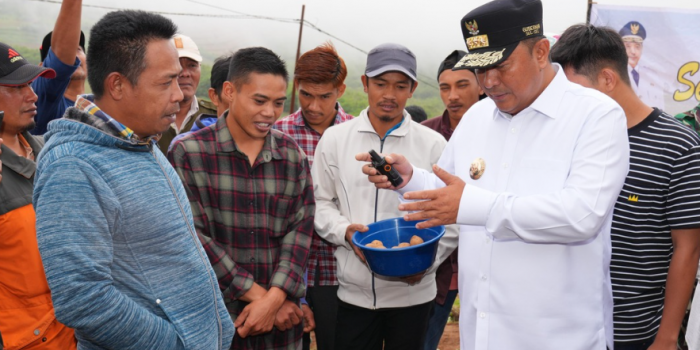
left=365, top=43, right=417, bottom=82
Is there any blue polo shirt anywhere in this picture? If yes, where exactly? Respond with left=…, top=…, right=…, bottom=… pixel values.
left=31, top=48, right=80, bottom=135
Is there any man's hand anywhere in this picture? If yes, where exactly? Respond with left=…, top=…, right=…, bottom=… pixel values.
left=301, top=304, right=316, bottom=333
left=273, top=300, right=303, bottom=331
left=0, top=137, right=3, bottom=183
left=235, top=287, right=287, bottom=338
left=345, top=223, right=369, bottom=262
left=356, top=152, right=413, bottom=190
left=399, top=164, right=465, bottom=229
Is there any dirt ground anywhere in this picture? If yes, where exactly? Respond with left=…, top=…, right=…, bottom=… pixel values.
left=436, top=323, right=460, bottom=350
left=308, top=322, right=460, bottom=350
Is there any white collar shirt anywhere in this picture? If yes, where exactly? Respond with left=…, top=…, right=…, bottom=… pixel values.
left=400, top=65, right=629, bottom=350
left=172, top=96, right=200, bottom=135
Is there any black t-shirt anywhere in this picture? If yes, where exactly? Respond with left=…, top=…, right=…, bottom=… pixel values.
left=611, top=108, right=700, bottom=343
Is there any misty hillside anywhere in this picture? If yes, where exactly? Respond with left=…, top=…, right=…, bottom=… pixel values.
left=0, top=0, right=449, bottom=117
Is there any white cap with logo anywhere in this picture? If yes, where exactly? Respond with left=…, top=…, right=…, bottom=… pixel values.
left=172, top=34, right=202, bottom=63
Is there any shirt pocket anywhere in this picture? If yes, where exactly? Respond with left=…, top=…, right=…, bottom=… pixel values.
left=513, top=158, right=569, bottom=195
left=268, top=196, right=294, bottom=237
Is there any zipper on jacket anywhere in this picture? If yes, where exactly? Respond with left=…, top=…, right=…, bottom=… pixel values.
left=150, top=145, right=224, bottom=349
left=369, top=137, right=387, bottom=309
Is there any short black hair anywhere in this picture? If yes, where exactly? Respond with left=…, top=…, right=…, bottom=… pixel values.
left=405, top=105, right=427, bottom=123
left=437, top=50, right=468, bottom=81
left=87, top=10, right=177, bottom=99
left=550, top=24, right=631, bottom=86
left=211, top=53, right=232, bottom=98
left=227, top=47, right=288, bottom=88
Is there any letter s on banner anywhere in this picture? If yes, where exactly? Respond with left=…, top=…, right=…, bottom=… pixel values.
left=674, top=61, right=700, bottom=102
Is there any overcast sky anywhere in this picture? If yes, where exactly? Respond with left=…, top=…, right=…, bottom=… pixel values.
left=7, top=0, right=700, bottom=84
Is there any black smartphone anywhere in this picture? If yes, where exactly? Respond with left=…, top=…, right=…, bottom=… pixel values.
left=0, top=111, right=4, bottom=131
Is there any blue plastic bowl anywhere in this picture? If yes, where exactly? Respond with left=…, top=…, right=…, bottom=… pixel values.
left=352, top=217, right=445, bottom=277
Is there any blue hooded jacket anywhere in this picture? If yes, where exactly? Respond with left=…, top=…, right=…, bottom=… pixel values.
left=33, top=105, right=234, bottom=350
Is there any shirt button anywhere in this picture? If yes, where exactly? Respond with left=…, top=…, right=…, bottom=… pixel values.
left=481, top=275, right=487, bottom=281
left=502, top=163, right=508, bottom=169
left=479, top=312, right=487, bottom=319
left=156, top=299, right=161, bottom=304
left=34, top=329, right=40, bottom=336
left=249, top=201, right=254, bottom=206
left=484, top=237, right=490, bottom=244
left=42, top=337, right=47, bottom=342
left=250, top=257, right=255, bottom=262
left=250, top=231, right=254, bottom=235
left=511, top=128, right=517, bottom=134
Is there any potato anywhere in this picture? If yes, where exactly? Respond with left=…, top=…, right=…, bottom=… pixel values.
left=398, top=242, right=410, bottom=248
left=410, top=235, right=424, bottom=246
left=366, top=240, right=386, bottom=249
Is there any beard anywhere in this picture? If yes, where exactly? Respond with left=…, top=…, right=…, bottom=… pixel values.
left=19, top=120, right=36, bottom=133
left=378, top=115, right=397, bottom=123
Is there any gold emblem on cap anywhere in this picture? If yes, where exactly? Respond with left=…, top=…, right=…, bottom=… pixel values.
left=466, top=35, right=489, bottom=50
left=469, top=158, right=486, bottom=180
left=631, top=23, right=640, bottom=35
left=522, top=24, right=541, bottom=36
left=622, top=36, right=644, bottom=43
left=455, top=49, right=506, bottom=68
left=174, top=37, right=184, bottom=49
left=465, top=20, right=479, bottom=36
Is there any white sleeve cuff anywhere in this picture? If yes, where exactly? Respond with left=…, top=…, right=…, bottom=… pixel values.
left=396, top=165, right=429, bottom=195
left=457, top=184, right=498, bottom=226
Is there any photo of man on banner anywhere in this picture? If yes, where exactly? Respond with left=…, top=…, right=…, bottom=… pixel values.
left=619, top=21, right=666, bottom=111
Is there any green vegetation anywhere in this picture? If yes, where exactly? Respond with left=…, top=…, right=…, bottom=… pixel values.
left=196, top=63, right=213, bottom=98
left=11, top=45, right=41, bottom=65
left=196, top=69, right=445, bottom=119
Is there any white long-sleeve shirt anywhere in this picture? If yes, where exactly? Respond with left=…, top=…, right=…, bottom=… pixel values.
left=400, top=65, right=630, bottom=350
left=312, top=110, right=459, bottom=309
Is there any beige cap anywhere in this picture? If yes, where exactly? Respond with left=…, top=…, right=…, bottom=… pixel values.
left=172, top=34, right=202, bottom=63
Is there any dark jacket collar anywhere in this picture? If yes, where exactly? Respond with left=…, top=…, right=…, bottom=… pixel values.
left=0, top=131, right=43, bottom=179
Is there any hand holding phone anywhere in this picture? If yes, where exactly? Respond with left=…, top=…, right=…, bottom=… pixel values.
left=369, top=149, right=403, bottom=187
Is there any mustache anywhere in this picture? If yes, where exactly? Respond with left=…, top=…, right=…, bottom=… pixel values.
left=165, top=106, right=181, bottom=115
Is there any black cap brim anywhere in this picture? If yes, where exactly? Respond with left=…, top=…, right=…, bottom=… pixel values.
left=453, top=41, right=519, bottom=70
left=0, top=64, right=56, bottom=86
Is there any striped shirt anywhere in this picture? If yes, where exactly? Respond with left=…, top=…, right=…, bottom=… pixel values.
left=611, top=108, right=700, bottom=343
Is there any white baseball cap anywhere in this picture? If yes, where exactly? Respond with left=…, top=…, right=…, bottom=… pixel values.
left=172, top=34, right=202, bottom=63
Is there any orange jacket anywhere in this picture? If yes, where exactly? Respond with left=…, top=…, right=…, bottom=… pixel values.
left=0, top=133, right=76, bottom=350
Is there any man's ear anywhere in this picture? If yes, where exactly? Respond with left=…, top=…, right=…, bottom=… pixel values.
left=597, top=68, right=619, bottom=94
left=208, top=87, right=220, bottom=107
left=534, top=38, right=551, bottom=69
left=223, top=81, right=236, bottom=104
left=104, top=72, right=125, bottom=101
left=337, top=83, right=347, bottom=99
left=361, top=75, right=369, bottom=93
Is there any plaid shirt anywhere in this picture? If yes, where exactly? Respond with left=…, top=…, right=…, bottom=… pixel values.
left=273, top=103, right=353, bottom=287
left=75, top=95, right=159, bottom=145
left=169, top=115, right=314, bottom=350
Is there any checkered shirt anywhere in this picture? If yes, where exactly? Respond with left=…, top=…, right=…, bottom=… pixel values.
left=75, top=95, right=158, bottom=145
left=169, top=115, right=314, bottom=349
left=273, top=104, right=353, bottom=287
